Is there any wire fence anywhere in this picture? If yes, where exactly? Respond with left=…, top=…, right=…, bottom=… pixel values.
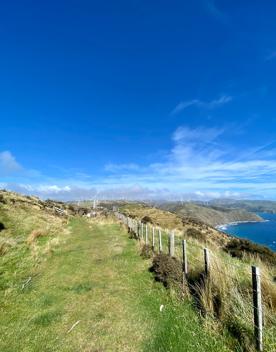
left=114, top=211, right=276, bottom=352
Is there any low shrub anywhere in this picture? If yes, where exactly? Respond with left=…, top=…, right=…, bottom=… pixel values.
left=141, top=215, right=153, bottom=224
left=225, top=239, right=276, bottom=265
left=150, top=253, right=182, bottom=288
left=0, top=194, right=6, bottom=204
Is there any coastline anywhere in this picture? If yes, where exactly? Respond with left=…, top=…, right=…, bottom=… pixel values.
left=215, top=219, right=268, bottom=232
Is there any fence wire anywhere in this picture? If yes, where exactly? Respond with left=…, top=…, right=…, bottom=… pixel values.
left=115, top=211, right=276, bottom=350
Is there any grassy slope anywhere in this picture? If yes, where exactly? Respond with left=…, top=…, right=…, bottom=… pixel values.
left=1, top=217, right=232, bottom=352
left=119, top=202, right=230, bottom=246
left=118, top=203, right=276, bottom=351
left=156, top=202, right=263, bottom=227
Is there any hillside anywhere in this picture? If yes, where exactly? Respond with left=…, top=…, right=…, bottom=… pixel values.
left=155, top=201, right=263, bottom=227
left=0, top=191, right=232, bottom=351
left=1, top=191, right=275, bottom=351
left=118, top=202, right=276, bottom=351
left=210, top=199, right=276, bottom=214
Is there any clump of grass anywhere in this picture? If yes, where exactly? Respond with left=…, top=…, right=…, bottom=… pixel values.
left=225, top=318, right=254, bottom=352
left=32, top=310, right=63, bottom=326
left=67, top=282, right=93, bottom=294
left=185, top=250, right=276, bottom=351
left=0, top=237, right=18, bottom=256
left=26, top=229, right=47, bottom=245
left=260, top=265, right=276, bottom=312
left=193, top=273, right=228, bottom=320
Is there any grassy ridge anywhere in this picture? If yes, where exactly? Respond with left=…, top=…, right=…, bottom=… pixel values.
left=1, top=209, right=233, bottom=351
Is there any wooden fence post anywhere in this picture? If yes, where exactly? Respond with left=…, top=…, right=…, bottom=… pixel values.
left=145, top=224, right=148, bottom=245
left=252, top=266, right=263, bottom=351
left=169, top=232, right=175, bottom=257
left=204, top=248, right=209, bottom=275
left=182, top=240, right=188, bottom=275
left=136, top=221, right=139, bottom=239
left=152, top=227, right=155, bottom=251
left=158, top=229, right=162, bottom=253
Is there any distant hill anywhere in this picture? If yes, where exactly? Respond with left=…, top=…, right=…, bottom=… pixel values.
left=209, top=199, right=276, bottom=214
left=154, top=201, right=263, bottom=227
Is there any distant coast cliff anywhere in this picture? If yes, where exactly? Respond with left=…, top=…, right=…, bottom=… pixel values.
left=156, top=202, right=263, bottom=227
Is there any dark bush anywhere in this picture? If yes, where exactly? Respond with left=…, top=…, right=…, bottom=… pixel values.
left=186, top=227, right=206, bottom=242
left=150, top=253, right=182, bottom=288
left=225, top=238, right=276, bottom=265
left=141, top=215, right=153, bottom=224
left=0, top=194, right=6, bottom=204
left=67, top=204, right=76, bottom=212
left=128, top=228, right=138, bottom=240
left=0, top=222, right=5, bottom=231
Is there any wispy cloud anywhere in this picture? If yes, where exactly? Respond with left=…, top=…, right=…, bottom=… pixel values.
left=3, top=127, right=276, bottom=201
left=0, top=151, right=22, bottom=176
left=172, top=126, right=223, bottom=143
left=171, top=95, right=232, bottom=115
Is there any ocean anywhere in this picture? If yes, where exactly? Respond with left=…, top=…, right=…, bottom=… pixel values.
left=218, top=213, right=276, bottom=252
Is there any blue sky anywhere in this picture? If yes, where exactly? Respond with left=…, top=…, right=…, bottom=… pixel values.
left=1, top=0, right=276, bottom=200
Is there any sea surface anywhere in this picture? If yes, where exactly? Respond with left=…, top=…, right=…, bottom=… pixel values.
left=218, top=213, right=276, bottom=251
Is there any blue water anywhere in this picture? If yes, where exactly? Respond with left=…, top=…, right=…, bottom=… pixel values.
left=221, top=213, right=276, bottom=251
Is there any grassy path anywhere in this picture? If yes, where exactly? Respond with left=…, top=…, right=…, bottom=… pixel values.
left=1, top=218, right=233, bottom=351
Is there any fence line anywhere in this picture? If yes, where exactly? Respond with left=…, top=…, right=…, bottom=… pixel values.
left=114, top=211, right=269, bottom=352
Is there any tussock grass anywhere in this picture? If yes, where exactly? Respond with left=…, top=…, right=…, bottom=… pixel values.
left=0, top=191, right=69, bottom=297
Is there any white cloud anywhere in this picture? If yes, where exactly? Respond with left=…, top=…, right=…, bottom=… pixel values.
left=36, top=185, right=72, bottom=194
left=171, top=95, right=232, bottom=115
left=3, top=126, right=276, bottom=201
left=0, top=151, right=22, bottom=175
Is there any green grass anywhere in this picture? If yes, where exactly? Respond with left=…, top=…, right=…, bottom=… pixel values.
left=1, top=217, right=234, bottom=351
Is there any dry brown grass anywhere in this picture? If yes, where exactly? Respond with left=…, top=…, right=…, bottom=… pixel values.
left=261, top=269, right=276, bottom=312
left=120, top=203, right=183, bottom=230
left=0, top=190, right=71, bottom=263
left=27, top=229, right=47, bottom=245
left=0, top=242, right=7, bottom=256
left=185, top=250, right=276, bottom=351
left=120, top=203, right=230, bottom=249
